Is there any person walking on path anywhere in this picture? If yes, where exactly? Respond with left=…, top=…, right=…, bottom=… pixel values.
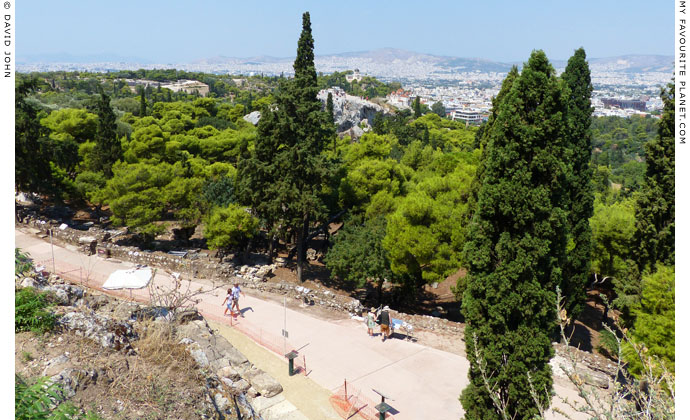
left=378, top=306, right=391, bottom=341
left=231, top=282, right=245, bottom=317
left=222, top=288, right=234, bottom=316
left=366, top=307, right=377, bottom=337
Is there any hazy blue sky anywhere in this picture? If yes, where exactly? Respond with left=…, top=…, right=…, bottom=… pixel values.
left=18, top=0, right=672, bottom=63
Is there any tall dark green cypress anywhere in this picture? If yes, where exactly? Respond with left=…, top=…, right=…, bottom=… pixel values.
left=459, top=66, right=518, bottom=277
left=635, top=82, right=675, bottom=271
left=139, top=87, right=147, bottom=117
left=326, top=92, right=336, bottom=153
left=561, top=48, right=594, bottom=318
left=461, top=51, right=568, bottom=419
left=237, top=12, right=333, bottom=282
left=15, top=79, right=54, bottom=194
left=413, top=96, right=422, bottom=118
left=92, top=93, right=121, bottom=177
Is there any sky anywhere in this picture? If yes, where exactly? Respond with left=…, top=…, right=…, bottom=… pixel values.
left=18, top=1, right=673, bottom=63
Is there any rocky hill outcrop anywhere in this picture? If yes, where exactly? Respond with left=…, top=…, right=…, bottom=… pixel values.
left=317, top=87, right=387, bottom=139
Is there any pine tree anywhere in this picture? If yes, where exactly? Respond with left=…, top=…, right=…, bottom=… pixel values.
left=461, top=51, right=568, bottom=419
left=92, top=92, right=121, bottom=177
left=561, top=48, right=594, bottom=318
left=635, top=82, right=675, bottom=271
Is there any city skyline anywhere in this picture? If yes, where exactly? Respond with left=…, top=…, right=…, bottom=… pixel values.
left=18, top=0, right=673, bottom=64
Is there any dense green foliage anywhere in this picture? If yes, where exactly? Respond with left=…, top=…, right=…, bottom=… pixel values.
left=15, top=287, right=58, bottom=334
left=16, top=79, right=55, bottom=194
left=16, top=249, right=35, bottom=275
left=461, top=50, right=570, bottom=419
left=318, top=70, right=400, bottom=98
left=323, top=215, right=392, bottom=294
left=204, top=204, right=259, bottom=260
left=16, top=374, right=101, bottom=420
left=625, top=265, right=675, bottom=375
left=561, top=48, right=593, bottom=318
left=634, top=82, right=675, bottom=271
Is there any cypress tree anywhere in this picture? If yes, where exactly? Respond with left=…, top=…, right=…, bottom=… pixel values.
left=463, top=67, right=519, bottom=229
left=413, top=96, right=422, bottom=118
left=92, top=92, right=121, bottom=177
left=15, top=79, right=54, bottom=194
left=139, top=86, right=147, bottom=117
left=635, top=82, right=675, bottom=270
left=326, top=91, right=336, bottom=153
left=237, top=12, right=333, bottom=281
left=461, top=51, right=568, bottom=419
left=561, top=48, right=594, bottom=317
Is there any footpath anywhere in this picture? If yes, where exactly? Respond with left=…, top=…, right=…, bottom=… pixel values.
left=16, top=227, right=587, bottom=420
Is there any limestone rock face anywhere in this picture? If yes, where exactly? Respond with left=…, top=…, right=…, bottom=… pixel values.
left=317, top=88, right=387, bottom=139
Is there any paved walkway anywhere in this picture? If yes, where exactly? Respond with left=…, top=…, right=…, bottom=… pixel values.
left=16, top=228, right=587, bottom=420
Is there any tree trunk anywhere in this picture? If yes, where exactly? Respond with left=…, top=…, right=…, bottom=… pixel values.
left=242, top=239, right=250, bottom=265
left=268, top=233, right=275, bottom=262
left=296, top=214, right=309, bottom=282
left=377, top=279, right=384, bottom=306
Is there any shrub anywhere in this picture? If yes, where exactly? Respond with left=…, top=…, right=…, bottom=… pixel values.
left=15, top=248, right=34, bottom=275
left=15, top=374, right=102, bottom=420
left=15, top=288, right=58, bottom=334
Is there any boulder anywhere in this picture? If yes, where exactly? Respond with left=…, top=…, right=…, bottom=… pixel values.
left=214, top=393, right=230, bottom=411
left=187, top=343, right=210, bottom=368
left=43, top=355, right=71, bottom=377
left=174, top=307, right=203, bottom=324
left=217, top=366, right=241, bottom=382
left=246, top=370, right=283, bottom=398
left=243, top=111, right=261, bottom=125
left=111, top=302, right=140, bottom=321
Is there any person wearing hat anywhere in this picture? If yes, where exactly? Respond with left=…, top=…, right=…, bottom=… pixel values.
left=379, top=306, right=391, bottom=341
left=366, top=307, right=377, bottom=337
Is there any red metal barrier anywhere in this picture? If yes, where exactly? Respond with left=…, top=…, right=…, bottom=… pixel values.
left=329, top=380, right=391, bottom=420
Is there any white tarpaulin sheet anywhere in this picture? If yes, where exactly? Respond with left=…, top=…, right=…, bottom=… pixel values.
left=102, top=268, right=153, bottom=290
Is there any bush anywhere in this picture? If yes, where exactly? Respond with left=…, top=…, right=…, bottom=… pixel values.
left=15, top=288, right=58, bottom=334
left=15, top=374, right=101, bottom=420
left=15, top=248, right=34, bottom=275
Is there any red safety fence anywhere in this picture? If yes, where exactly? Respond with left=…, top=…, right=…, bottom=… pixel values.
left=329, top=380, right=391, bottom=420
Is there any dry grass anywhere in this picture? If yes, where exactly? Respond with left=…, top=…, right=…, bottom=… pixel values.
left=133, top=320, right=199, bottom=376
left=104, top=320, right=209, bottom=418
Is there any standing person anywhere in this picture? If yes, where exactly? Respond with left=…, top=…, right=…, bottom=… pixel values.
left=231, top=282, right=245, bottom=317
left=379, top=306, right=391, bottom=341
left=221, top=288, right=233, bottom=316
left=366, top=307, right=377, bottom=337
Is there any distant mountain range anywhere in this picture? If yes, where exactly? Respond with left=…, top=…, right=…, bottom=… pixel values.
left=19, top=48, right=673, bottom=75
left=194, top=48, right=675, bottom=74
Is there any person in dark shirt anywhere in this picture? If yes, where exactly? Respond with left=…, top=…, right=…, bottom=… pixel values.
left=378, top=306, right=391, bottom=342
